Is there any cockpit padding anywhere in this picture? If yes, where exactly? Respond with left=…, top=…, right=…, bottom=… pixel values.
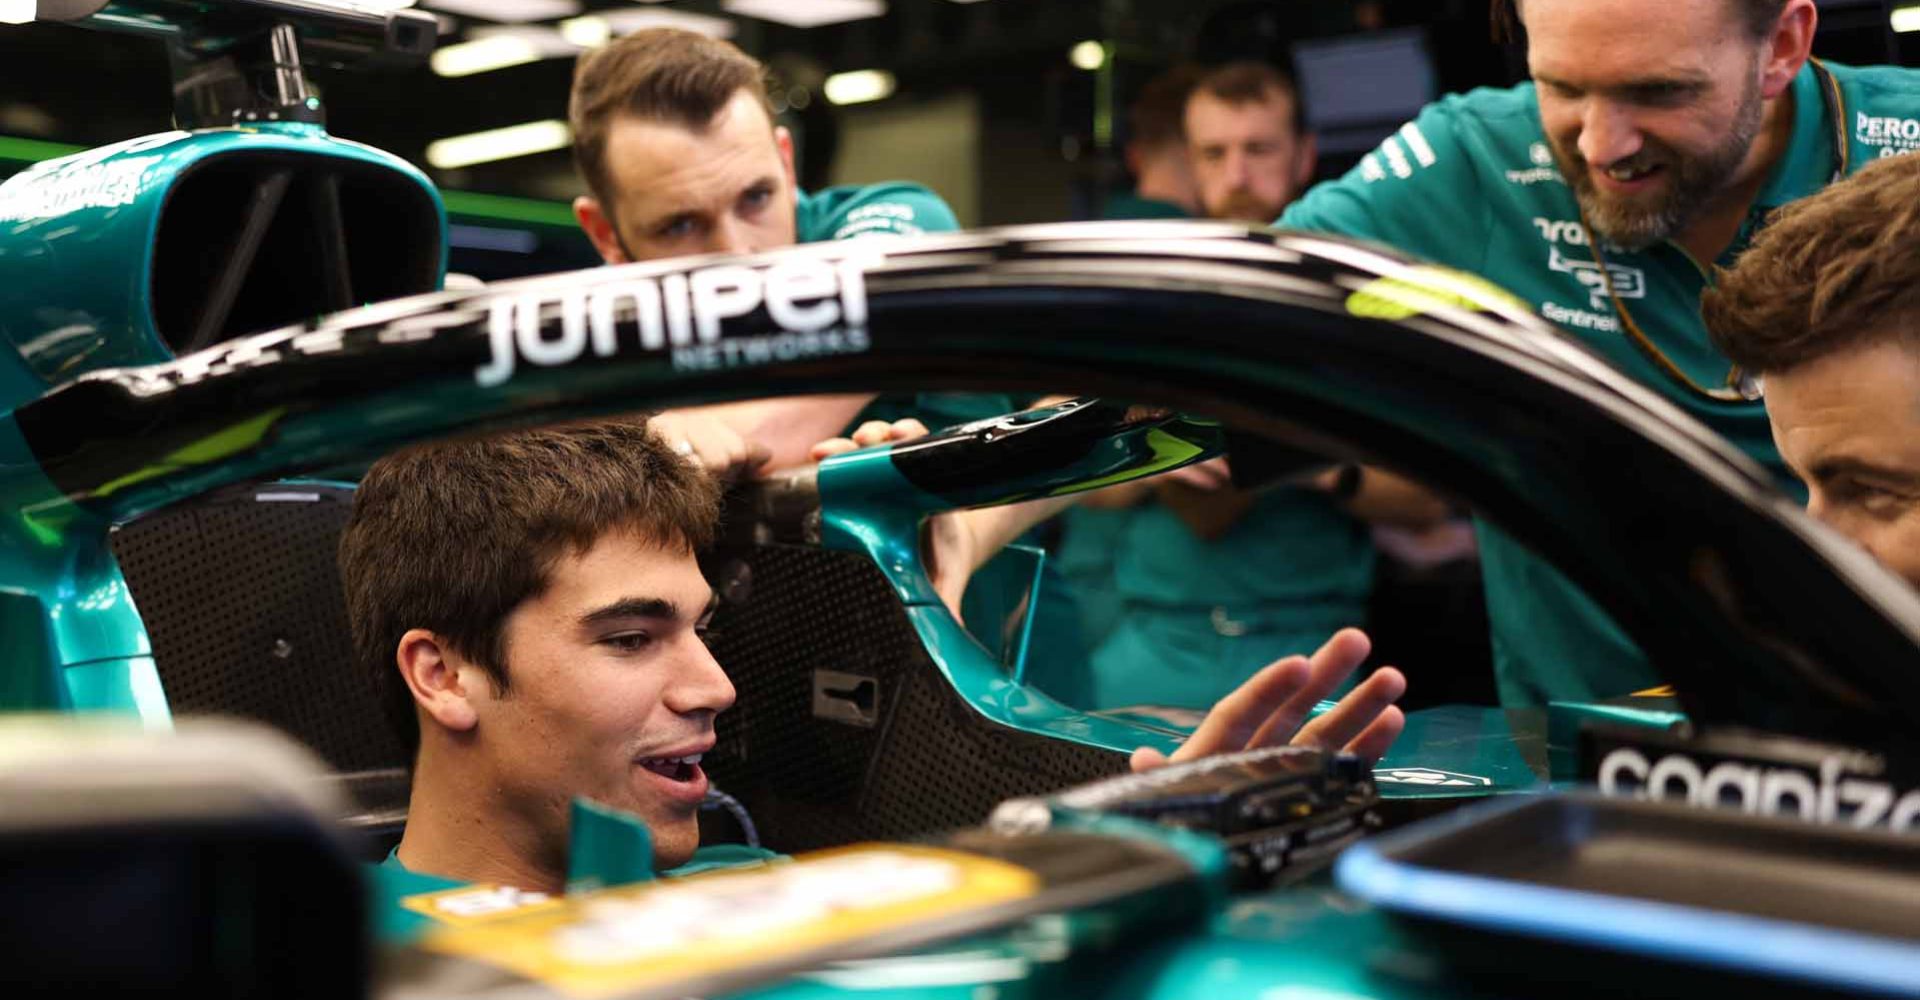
left=701, top=543, right=1127, bottom=853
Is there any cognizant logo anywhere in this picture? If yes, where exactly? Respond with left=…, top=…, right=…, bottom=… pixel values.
left=475, top=250, right=882, bottom=386
left=1597, top=747, right=1920, bottom=831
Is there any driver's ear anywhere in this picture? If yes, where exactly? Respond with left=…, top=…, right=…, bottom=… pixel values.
left=396, top=628, right=480, bottom=734
left=574, top=195, right=630, bottom=265
left=774, top=125, right=799, bottom=192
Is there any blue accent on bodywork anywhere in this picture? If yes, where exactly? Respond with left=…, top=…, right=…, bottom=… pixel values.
left=1337, top=795, right=1920, bottom=997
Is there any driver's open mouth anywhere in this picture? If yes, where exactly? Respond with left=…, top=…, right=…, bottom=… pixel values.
left=638, top=753, right=703, bottom=781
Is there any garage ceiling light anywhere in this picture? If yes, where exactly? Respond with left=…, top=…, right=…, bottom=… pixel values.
left=430, top=33, right=541, bottom=76
left=722, top=0, right=885, bottom=29
left=0, top=0, right=33, bottom=25
left=1894, top=4, right=1920, bottom=32
left=424, top=0, right=579, bottom=22
left=824, top=69, right=895, bottom=106
left=426, top=119, right=572, bottom=169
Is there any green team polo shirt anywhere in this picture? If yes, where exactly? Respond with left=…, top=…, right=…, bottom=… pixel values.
left=790, top=183, right=1017, bottom=431
left=1041, top=190, right=1375, bottom=710
left=1279, top=60, right=1920, bottom=706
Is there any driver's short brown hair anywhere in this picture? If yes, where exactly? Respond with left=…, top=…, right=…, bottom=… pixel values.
left=340, top=419, right=721, bottom=759
left=569, top=28, right=774, bottom=210
left=1702, top=154, right=1920, bottom=375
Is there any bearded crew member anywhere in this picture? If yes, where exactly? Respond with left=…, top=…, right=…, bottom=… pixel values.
left=1279, top=0, right=1920, bottom=706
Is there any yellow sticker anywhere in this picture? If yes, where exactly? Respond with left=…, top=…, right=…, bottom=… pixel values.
left=418, top=843, right=1041, bottom=998
left=1630, top=685, right=1677, bottom=698
left=402, top=884, right=565, bottom=927
left=1347, top=267, right=1529, bottom=322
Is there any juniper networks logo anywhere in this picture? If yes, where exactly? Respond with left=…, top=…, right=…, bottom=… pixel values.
left=475, top=250, right=882, bottom=386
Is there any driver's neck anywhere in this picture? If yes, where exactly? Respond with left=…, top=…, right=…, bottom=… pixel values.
left=396, top=742, right=566, bottom=895
left=1673, top=80, right=1798, bottom=265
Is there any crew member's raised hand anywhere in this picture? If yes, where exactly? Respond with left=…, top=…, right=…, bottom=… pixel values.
left=1130, top=628, right=1407, bottom=772
left=808, top=418, right=931, bottom=461
left=647, top=409, right=772, bottom=482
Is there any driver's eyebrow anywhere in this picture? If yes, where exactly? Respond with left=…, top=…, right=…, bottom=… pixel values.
left=578, top=596, right=680, bottom=627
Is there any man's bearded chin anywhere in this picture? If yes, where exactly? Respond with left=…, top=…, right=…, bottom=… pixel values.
left=1553, top=81, right=1765, bottom=252
left=1212, top=189, right=1288, bottom=224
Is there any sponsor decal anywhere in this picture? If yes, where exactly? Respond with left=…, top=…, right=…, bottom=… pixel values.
left=1597, top=746, right=1920, bottom=831
left=1540, top=301, right=1621, bottom=333
left=417, top=845, right=1039, bottom=998
left=0, top=154, right=164, bottom=222
left=1587, top=727, right=1920, bottom=832
left=1373, top=767, right=1494, bottom=787
left=1856, top=111, right=1920, bottom=159
left=1504, top=142, right=1565, bottom=185
left=1504, top=167, right=1562, bottom=185
left=831, top=201, right=926, bottom=239
left=476, top=250, right=882, bottom=387
left=1547, top=245, right=1645, bottom=311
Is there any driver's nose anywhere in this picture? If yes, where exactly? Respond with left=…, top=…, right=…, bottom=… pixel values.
left=666, top=637, right=736, bottom=717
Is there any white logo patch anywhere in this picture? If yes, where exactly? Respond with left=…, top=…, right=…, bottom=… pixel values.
left=1359, top=123, right=1439, bottom=183
left=1549, top=247, right=1646, bottom=311
left=1373, top=767, right=1494, bottom=787
left=1856, top=111, right=1920, bottom=159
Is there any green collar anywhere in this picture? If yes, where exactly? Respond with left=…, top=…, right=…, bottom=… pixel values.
left=1753, top=61, right=1839, bottom=212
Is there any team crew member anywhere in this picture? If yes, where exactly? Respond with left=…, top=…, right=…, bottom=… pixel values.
left=347, top=421, right=1410, bottom=933
left=1701, top=153, right=1920, bottom=587
left=568, top=28, right=1003, bottom=468
left=1073, top=63, right=1446, bottom=712
left=1057, top=67, right=1205, bottom=671
left=566, top=29, right=1070, bottom=626
left=1279, top=0, right=1920, bottom=706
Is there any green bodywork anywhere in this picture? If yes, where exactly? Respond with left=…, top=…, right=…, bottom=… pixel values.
left=0, top=122, right=445, bottom=723
left=0, top=123, right=446, bottom=409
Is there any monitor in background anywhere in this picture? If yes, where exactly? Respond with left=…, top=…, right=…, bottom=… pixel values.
left=1292, top=28, right=1439, bottom=167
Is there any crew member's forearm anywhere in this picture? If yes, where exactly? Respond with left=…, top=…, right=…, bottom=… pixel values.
left=956, top=494, right=1077, bottom=574
left=1336, top=467, right=1451, bottom=529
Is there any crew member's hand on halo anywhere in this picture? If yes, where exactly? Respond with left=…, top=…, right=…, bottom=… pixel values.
left=808, top=418, right=931, bottom=461
left=807, top=418, right=985, bottom=616
left=647, top=410, right=772, bottom=481
left=1130, top=628, right=1407, bottom=772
